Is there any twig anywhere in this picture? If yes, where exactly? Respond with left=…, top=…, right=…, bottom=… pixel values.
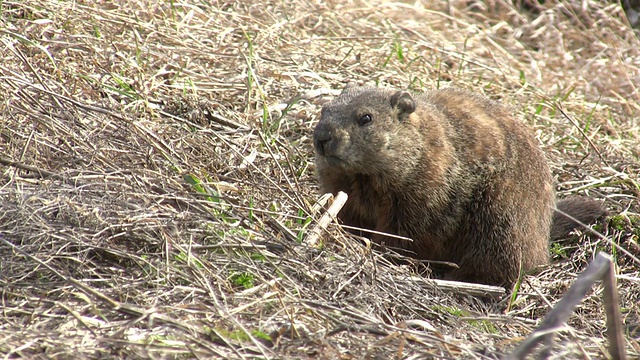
left=556, top=103, right=610, bottom=168
left=305, top=191, right=348, bottom=246
left=0, top=156, right=62, bottom=180
left=603, top=253, right=626, bottom=360
left=419, top=278, right=505, bottom=299
left=554, top=207, right=640, bottom=264
left=507, top=252, right=626, bottom=359
left=0, top=155, right=85, bottom=187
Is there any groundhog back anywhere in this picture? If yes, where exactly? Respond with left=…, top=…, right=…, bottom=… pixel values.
left=314, top=86, right=555, bottom=286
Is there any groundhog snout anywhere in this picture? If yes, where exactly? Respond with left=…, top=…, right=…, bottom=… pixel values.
left=314, top=122, right=337, bottom=156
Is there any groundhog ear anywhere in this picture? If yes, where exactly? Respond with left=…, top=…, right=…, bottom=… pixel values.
left=390, top=91, right=416, bottom=117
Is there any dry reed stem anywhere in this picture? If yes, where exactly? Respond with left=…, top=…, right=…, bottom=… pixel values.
left=508, top=252, right=626, bottom=359
left=305, top=191, right=348, bottom=247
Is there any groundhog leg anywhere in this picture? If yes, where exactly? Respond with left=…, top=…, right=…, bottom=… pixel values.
left=369, top=199, right=405, bottom=251
left=444, top=219, right=524, bottom=287
left=443, top=181, right=550, bottom=287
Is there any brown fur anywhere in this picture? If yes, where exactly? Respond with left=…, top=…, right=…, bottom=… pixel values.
left=313, top=85, right=606, bottom=287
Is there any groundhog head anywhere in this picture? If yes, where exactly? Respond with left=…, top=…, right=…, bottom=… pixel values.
left=313, top=86, right=417, bottom=174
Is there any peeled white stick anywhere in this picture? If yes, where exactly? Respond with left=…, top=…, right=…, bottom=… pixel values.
left=306, top=191, right=348, bottom=247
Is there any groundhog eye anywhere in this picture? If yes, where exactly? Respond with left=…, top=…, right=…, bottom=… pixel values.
left=358, top=114, right=372, bottom=126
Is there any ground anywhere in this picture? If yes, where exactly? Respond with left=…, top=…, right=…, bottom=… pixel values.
left=1, top=0, right=639, bottom=359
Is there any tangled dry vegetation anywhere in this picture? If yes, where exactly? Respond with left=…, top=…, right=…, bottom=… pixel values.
left=1, top=0, right=639, bottom=358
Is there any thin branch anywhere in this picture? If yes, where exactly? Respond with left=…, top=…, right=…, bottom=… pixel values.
left=508, top=252, right=626, bottom=360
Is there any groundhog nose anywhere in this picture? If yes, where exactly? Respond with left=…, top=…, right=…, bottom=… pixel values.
left=314, top=124, right=333, bottom=155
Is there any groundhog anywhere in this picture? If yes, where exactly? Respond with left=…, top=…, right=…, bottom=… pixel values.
left=313, top=85, right=606, bottom=287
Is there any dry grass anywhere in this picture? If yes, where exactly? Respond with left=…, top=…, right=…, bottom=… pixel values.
left=1, top=0, right=639, bottom=358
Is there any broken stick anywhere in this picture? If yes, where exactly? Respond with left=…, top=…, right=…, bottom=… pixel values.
left=507, top=252, right=626, bottom=360
left=305, top=191, right=348, bottom=247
